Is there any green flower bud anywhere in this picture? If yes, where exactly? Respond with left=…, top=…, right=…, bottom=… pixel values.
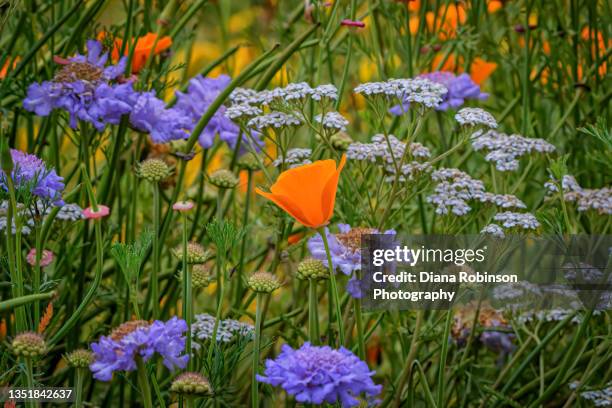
left=65, top=349, right=94, bottom=368
left=247, top=272, right=281, bottom=293
left=136, top=158, right=173, bottom=182
left=178, top=264, right=215, bottom=289
left=170, top=372, right=212, bottom=396
left=12, top=332, right=46, bottom=358
left=172, top=242, right=209, bottom=264
left=237, top=153, right=261, bottom=172
left=208, top=169, right=239, bottom=189
left=296, top=258, right=329, bottom=280
left=330, top=132, right=353, bottom=150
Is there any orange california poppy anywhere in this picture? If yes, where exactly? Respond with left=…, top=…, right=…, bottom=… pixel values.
left=99, top=32, right=172, bottom=74
left=256, top=155, right=346, bottom=229
left=0, top=57, right=19, bottom=79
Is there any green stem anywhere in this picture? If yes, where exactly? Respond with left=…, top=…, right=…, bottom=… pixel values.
left=0, top=292, right=55, bottom=312
left=318, top=228, right=345, bottom=346
left=24, top=358, right=38, bottom=408
left=136, top=358, right=154, bottom=408
left=392, top=310, right=423, bottom=407
left=182, top=212, right=193, bottom=369
left=208, top=253, right=225, bottom=363
left=151, top=183, right=161, bottom=319
left=252, top=293, right=263, bottom=408
left=234, top=171, right=253, bottom=308
left=436, top=309, right=454, bottom=407
left=308, top=279, right=320, bottom=344
left=33, top=225, right=42, bottom=330
left=75, top=368, right=85, bottom=408
left=5, top=175, right=26, bottom=331
left=353, top=295, right=365, bottom=360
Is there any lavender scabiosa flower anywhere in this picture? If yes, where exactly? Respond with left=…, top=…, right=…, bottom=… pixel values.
left=23, top=40, right=135, bottom=131
left=175, top=74, right=248, bottom=149
left=256, top=342, right=382, bottom=407
left=1, top=149, right=64, bottom=206
left=129, top=92, right=190, bottom=143
left=308, top=224, right=394, bottom=297
left=391, top=71, right=487, bottom=114
left=89, top=317, right=189, bottom=381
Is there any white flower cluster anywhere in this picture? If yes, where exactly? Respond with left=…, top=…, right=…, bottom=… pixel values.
left=347, top=134, right=432, bottom=181
left=0, top=201, right=84, bottom=235
left=517, top=309, right=584, bottom=325
left=230, top=83, right=338, bottom=107
left=563, top=262, right=611, bottom=284
left=272, top=148, right=312, bottom=168
left=545, top=175, right=611, bottom=215
left=224, top=103, right=262, bottom=120
left=481, top=223, right=505, bottom=238
left=247, top=111, right=302, bottom=130
left=472, top=130, right=556, bottom=171
left=347, top=134, right=431, bottom=163
left=427, top=168, right=527, bottom=216
left=314, top=112, right=349, bottom=132
left=580, top=384, right=612, bottom=407
left=354, top=78, right=447, bottom=109
left=455, top=108, right=498, bottom=128
left=493, top=211, right=540, bottom=230
left=191, top=313, right=254, bottom=343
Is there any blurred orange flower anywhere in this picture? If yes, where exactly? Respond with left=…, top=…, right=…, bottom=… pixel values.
left=0, top=57, right=19, bottom=79
left=99, top=32, right=172, bottom=73
left=432, top=55, right=497, bottom=85
left=256, top=156, right=346, bottom=229
left=426, top=3, right=466, bottom=40
left=287, top=232, right=304, bottom=245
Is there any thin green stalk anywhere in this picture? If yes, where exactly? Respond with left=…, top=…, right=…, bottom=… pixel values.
left=308, top=279, right=320, bottom=343
left=151, top=183, right=161, bottom=319
left=208, top=251, right=225, bottom=363
left=436, top=309, right=454, bottom=407
left=181, top=213, right=193, bottom=370
left=75, top=368, right=85, bottom=408
left=392, top=310, right=424, bottom=407
left=235, top=171, right=253, bottom=307
left=33, top=226, right=43, bottom=329
left=353, top=295, right=365, bottom=360
left=136, top=358, right=154, bottom=408
left=252, top=293, right=263, bottom=408
left=24, top=358, right=38, bottom=408
left=318, top=228, right=345, bottom=346
left=0, top=292, right=55, bottom=312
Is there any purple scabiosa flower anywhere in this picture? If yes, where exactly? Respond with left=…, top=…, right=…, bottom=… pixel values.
left=390, top=71, right=487, bottom=114
left=23, top=40, right=135, bottom=131
left=1, top=149, right=64, bottom=206
left=129, top=92, right=190, bottom=143
left=89, top=317, right=189, bottom=381
left=257, top=342, right=381, bottom=407
left=308, top=224, right=394, bottom=298
left=175, top=75, right=240, bottom=148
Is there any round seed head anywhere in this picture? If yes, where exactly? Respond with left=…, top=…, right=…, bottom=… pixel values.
left=172, top=242, right=209, bottom=264
left=136, top=158, right=173, bottom=182
left=170, top=372, right=212, bottom=396
left=296, top=258, right=329, bottom=280
left=208, top=169, right=239, bottom=189
left=65, top=349, right=94, bottom=368
left=248, top=271, right=281, bottom=293
left=12, top=332, right=46, bottom=358
left=330, top=132, right=353, bottom=150
left=237, top=153, right=262, bottom=171
left=178, top=264, right=215, bottom=289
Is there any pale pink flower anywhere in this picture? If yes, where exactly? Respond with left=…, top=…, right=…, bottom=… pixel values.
left=26, top=249, right=54, bottom=267
left=340, top=19, right=365, bottom=28
left=83, top=205, right=110, bottom=219
left=172, top=200, right=195, bottom=212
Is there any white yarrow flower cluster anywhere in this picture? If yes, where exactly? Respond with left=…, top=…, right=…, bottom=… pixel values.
left=472, top=130, right=556, bottom=171
left=428, top=169, right=526, bottom=216
left=272, top=148, right=312, bottom=168
left=481, top=223, right=505, bottom=238
left=191, top=313, right=254, bottom=343
left=455, top=108, right=498, bottom=128
left=247, top=111, right=302, bottom=130
left=224, top=103, right=263, bottom=120
left=545, top=175, right=611, bottom=215
left=354, top=77, right=447, bottom=109
left=347, top=134, right=431, bottom=163
left=493, top=211, right=540, bottom=230
left=314, top=112, right=349, bottom=131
